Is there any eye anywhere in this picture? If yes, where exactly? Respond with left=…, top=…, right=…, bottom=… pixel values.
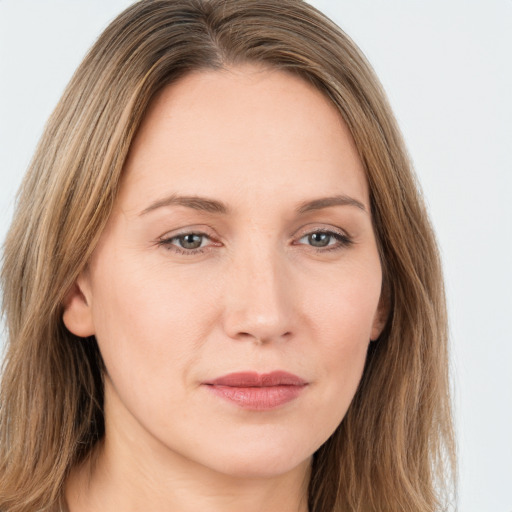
left=173, top=233, right=207, bottom=250
left=297, top=229, right=352, bottom=251
left=158, top=231, right=216, bottom=254
left=303, top=232, right=332, bottom=247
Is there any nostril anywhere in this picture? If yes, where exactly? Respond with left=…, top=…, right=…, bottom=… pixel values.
left=234, top=330, right=293, bottom=344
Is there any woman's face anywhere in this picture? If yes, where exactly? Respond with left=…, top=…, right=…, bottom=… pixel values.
left=65, top=65, right=386, bottom=479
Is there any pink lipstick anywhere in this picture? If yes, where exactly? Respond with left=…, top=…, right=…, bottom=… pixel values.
left=203, top=371, right=307, bottom=410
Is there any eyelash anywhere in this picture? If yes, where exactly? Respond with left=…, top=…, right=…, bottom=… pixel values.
left=158, top=232, right=215, bottom=256
left=157, top=229, right=353, bottom=256
left=296, top=230, right=353, bottom=252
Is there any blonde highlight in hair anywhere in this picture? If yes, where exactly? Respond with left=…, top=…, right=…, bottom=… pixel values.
left=0, top=1, right=455, bottom=510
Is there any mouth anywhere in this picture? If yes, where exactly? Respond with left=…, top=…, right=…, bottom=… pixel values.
left=202, top=371, right=308, bottom=410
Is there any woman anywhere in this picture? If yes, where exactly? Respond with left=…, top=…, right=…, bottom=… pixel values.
left=0, top=1, right=456, bottom=511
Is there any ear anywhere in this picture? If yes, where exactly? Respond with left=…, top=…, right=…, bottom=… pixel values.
left=62, top=275, right=95, bottom=338
left=370, top=288, right=390, bottom=342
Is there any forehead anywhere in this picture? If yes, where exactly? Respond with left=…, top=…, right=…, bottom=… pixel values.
left=120, top=64, right=369, bottom=213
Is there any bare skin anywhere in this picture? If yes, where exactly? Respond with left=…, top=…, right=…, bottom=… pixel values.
left=63, top=64, right=386, bottom=512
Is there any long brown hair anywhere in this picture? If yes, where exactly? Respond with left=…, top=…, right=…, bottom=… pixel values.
left=0, top=1, right=456, bottom=510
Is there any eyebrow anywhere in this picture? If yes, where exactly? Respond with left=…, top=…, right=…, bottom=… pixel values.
left=139, top=193, right=366, bottom=216
left=140, top=194, right=230, bottom=216
left=296, top=195, right=367, bottom=214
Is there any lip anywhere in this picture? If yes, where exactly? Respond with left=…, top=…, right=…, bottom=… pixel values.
left=203, top=371, right=308, bottom=410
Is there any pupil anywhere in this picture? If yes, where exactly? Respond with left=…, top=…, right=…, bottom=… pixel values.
left=309, top=233, right=330, bottom=247
left=180, top=234, right=202, bottom=249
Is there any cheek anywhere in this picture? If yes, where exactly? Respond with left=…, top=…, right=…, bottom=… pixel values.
left=304, top=257, right=382, bottom=348
left=301, top=259, right=381, bottom=418
left=89, top=254, right=219, bottom=401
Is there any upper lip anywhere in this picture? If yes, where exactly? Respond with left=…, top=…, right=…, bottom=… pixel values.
left=204, top=371, right=307, bottom=387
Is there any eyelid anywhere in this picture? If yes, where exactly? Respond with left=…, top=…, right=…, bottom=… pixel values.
left=155, top=223, right=353, bottom=256
left=291, top=224, right=354, bottom=251
left=155, top=225, right=222, bottom=254
left=157, top=224, right=218, bottom=241
left=292, top=223, right=352, bottom=241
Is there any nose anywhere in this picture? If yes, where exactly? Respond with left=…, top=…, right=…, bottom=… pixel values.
left=221, top=244, right=296, bottom=344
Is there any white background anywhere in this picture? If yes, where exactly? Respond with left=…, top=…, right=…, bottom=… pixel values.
left=1, top=1, right=511, bottom=510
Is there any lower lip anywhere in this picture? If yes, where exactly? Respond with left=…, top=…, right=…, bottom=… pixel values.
left=204, top=384, right=306, bottom=410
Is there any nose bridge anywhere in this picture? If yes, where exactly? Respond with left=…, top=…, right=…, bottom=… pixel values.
left=222, top=236, right=294, bottom=343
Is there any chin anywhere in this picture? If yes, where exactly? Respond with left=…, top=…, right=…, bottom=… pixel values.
left=185, top=428, right=318, bottom=480
left=213, top=451, right=312, bottom=480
